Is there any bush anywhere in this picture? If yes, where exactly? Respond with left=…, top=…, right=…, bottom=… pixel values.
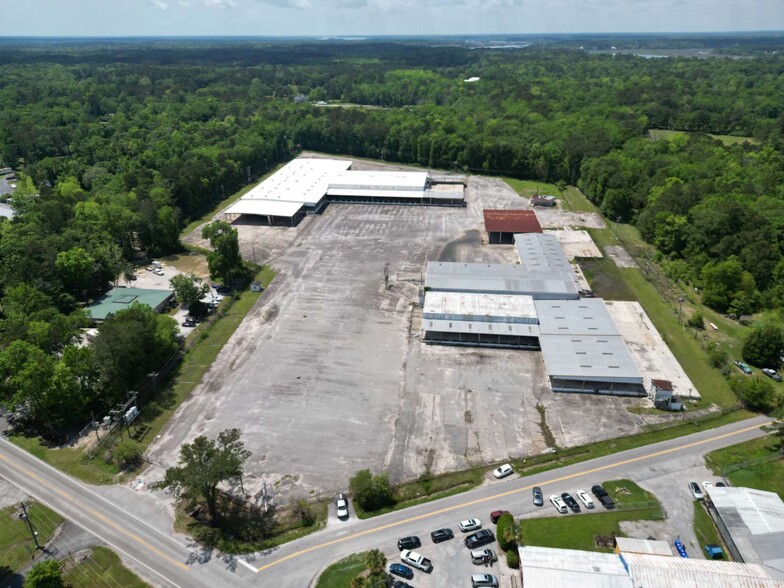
left=506, top=548, right=519, bottom=569
left=686, top=311, right=705, bottom=330
left=113, top=440, right=144, bottom=470
left=743, top=319, right=784, bottom=368
left=349, top=469, right=395, bottom=512
left=496, top=513, right=517, bottom=552
left=707, top=344, right=728, bottom=369
left=732, top=377, right=777, bottom=413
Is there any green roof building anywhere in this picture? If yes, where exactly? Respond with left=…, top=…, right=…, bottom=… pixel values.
left=86, top=287, right=174, bottom=322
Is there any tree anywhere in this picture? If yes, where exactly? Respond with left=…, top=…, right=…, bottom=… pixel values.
left=496, top=512, right=517, bottom=551
left=170, top=273, right=209, bottom=309
left=24, top=560, right=64, bottom=588
left=292, top=498, right=314, bottom=527
left=349, top=469, right=395, bottom=513
left=152, top=428, right=251, bottom=522
left=365, top=549, right=386, bottom=576
left=202, top=221, right=244, bottom=285
left=743, top=318, right=784, bottom=368
left=732, top=377, right=776, bottom=413
left=55, top=247, right=96, bottom=299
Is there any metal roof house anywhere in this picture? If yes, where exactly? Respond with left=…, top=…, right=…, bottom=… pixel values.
left=86, top=287, right=174, bottom=322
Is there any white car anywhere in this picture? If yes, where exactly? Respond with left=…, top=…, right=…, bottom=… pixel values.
left=493, top=464, right=513, bottom=479
left=576, top=489, right=595, bottom=509
left=335, top=494, right=349, bottom=519
left=702, top=481, right=713, bottom=493
left=689, top=482, right=704, bottom=500
left=153, top=268, right=164, bottom=276
left=459, top=518, right=482, bottom=532
left=550, top=495, right=567, bottom=514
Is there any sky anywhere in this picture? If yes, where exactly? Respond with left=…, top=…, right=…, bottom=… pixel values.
left=3, top=0, right=783, bottom=37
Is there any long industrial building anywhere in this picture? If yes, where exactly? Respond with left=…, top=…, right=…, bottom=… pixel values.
left=224, top=158, right=465, bottom=226
left=422, top=231, right=645, bottom=396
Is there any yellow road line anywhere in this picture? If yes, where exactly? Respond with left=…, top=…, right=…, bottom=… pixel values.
left=256, top=420, right=770, bottom=572
left=0, top=453, right=190, bottom=572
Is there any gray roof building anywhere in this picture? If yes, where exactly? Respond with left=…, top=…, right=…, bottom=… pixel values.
left=515, top=232, right=574, bottom=274
left=535, top=298, right=620, bottom=336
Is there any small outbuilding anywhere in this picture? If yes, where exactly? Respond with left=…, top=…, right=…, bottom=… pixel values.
left=86, top=287, right=174, bottom=322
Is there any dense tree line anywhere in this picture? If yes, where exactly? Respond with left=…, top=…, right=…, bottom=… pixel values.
left=1, top=39, right=783, bottom=431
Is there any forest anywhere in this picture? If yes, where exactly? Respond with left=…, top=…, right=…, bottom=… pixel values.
left=0, top=36, right=783, bottom=432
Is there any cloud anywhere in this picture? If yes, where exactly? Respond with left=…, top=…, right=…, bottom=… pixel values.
left=176, top=0, right=237, bottom=7
left=147, top=0, right=169, bottom=9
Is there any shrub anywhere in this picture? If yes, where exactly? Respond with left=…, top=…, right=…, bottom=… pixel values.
left=349, top=469, right=395, bottom=512
left=113, top=440, right=144, bottom=470
left=732, top=377, right=777, bottom=413
left=686, top=311, right=705, bottom=330
left=707, top=344, right=727, bottom=369
left=506, top=548, right=519, bottom=569
left=743, top=319, right=784, bottom=368
left=496, top=513, right=517, bottom=552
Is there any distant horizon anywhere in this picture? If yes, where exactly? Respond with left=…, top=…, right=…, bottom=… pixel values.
left=4, top=0, right=782, bottom=38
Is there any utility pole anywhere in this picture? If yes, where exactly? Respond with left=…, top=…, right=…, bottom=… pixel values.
left=384, top=262, right=389, bottom=289
left=19, top=502, right=42, bottom=551
left=90, top=412, right=101, bottom=442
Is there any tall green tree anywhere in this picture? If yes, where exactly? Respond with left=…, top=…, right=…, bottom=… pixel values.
left=23, top=560, right=64, bottom=588
left=743, top=318, right=784, bottom=368
left=152, top=428, right=251, bottom=521
left=170, top=273, right=209, bottom=309
left=202, top=221, right=244, bottom=285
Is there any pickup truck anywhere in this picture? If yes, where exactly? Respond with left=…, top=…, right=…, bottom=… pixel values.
left=400, top=549, right=433, bottom=573
left=591, top=484, right=615, bottom=509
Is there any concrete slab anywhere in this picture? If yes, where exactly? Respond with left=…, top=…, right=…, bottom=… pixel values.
left=549, top=229, right=602, bottom=259
left=605, top=245, right=638, bottom=268
left=605, top=301, right=700, bottom=400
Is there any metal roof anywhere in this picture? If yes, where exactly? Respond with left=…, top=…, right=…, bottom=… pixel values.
left=622, top=552, right=784, bottom=588
left=518, top=546, right=632, bottom=588
left=423, top=292, right=537, bottom=324
left=424, top=262, right=578, bottom=299
left=515, top=232, right=574, bottom=273
left=483, top=209, right=543, bottom=234
left=422, top=319, right=540, bottom=338
left=86, top=288, right=173, bottom=321
left=328, top=170, right=428, bottom=190
left=535, top=298, right=620, bottom=336
left=615, top=537, right=673, bottom=557
left=241, top=158, right=352, bottom=206
left=225, top=199, right=304, bottom=218
left=709, top=487, right=784, bottom=576
left=539, top=335, right=643, bottom=383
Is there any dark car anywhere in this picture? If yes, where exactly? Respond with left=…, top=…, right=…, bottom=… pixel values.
left=431, top=528, right=454, bottom=543
left=214, top=285, right=231, bottom=294
left=490, top=510, right=510, bottom=524
left=561, top=492, right=580, bottom=513
left=389, top=563, right=414, bottom=580
left=532, top=486, right=544, bottom=506
left=182, top=319, right=197, bottom=327
left=393, top=582, right=414, bottom=588
left=397, top=536, right=421, bottom=550
left=591, top=484, right=615, bottom=509
left=464, top=529, right=495, bottom=549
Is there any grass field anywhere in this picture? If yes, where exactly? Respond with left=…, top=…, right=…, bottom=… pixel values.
left=648, top=129, right=760, bottom=146
left=504, top=177, right=561, bottom=199
left=63, top=546, right=149, bottom=588
left=705, top=436, right=784, bottom=499
left=518, top=480, right=662, bottom=552
left=315, top=552, right=368, bottom=588
left=693, top=501, right=725, bottom=557
left=10, top=266, right=277, bottom=485
left=0, top=503, right=64, bottom=583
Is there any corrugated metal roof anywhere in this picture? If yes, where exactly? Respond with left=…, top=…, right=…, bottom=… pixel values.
left=425, top=262, right=578, bottom=299
left=329, top=170, right=428, bottom=190
left=483, top=209, right=543, bottom=234
left=422, top=291, right=537, bottom=323
left=423, top=319, right=540, bottom=337
left=615, top=538, right=673, bottom=557
left=242, top=158, right=352, bottom=206
left=225, top=199, right=304, bottom=218
left=515, top=232, right=573, bottom=273
left=539, top=335, right=643, bottom=383
left=535, top=298, right=620, bottom=336
left=518, top=546, right=632, bottom=588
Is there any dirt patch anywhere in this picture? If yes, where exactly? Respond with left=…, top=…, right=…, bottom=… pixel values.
left=605, top=245, right=638, bottom=268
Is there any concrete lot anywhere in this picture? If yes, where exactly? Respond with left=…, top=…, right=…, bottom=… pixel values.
left=147, top=160, right=653, bottom=500
left=605, top=245, right=638, bottom=268
left=550, top=229, right=602, bottom=259
left=606, top=301, right=700, bottom=400
left=130, top=264, right=196, bottom=336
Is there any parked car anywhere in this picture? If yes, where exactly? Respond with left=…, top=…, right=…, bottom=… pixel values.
left=762, top=368, right=783, bottom=382
left=716, top=482, right=727, bottom=487
left=561, top=492, right=580, bottom=513
left=591, top=485, right=615, bottom=509
left=182, top=319, right=197, bottom=328
left=335, top=493, right=349, bottom=519
left=550, top=494, right=567, bottom=514
left=492, top=464, right=513, bottom=479
left=702, top=481, right=714, bottom=492
left=389, top=563, right=414, bottom=580
left=471, top=573, right=499, bottom=587
left=576, top=489, right=595, bottom=509
left=431, top=528, right=454, bottom=543
left=470, top=548, right=498, bottom=564
left=145, top=266, right=153, bottom=271
left=532, top=486, right=544, bottom=506
left=393, top=582, right=414, bottom=588
left=733, top=360, right=752, bottom=375
left=459, top=519, right=482, bottom=532
left=397, top=536, right=421, bottom=551
left=464, top=529, right=495, bottom=549
left=689, top=481, right=704, bottom=500
left=153, top=268, right=164, bottom=276
left=400, top=549, right=432, bottom=573
left=490, top=510, right=510, bottom=524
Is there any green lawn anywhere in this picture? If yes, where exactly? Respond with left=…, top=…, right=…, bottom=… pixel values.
left=693, top=501, right=725, bottom=557
left=518, top=480, right=662, bottom=553
left=315, top=552, right=368, bottom=588
left=648, top=129, right=760, bottom=146
left=62, top=546, right=149, bottom=588
left=560, top=186, right=599, bottom=213
left=504, top=177, right=561, bottom=199
left=10, top=266, right=277, bottom=485
left=0, top=503, right=64, bottom=583
left=705, top=436, right=784, bottom=499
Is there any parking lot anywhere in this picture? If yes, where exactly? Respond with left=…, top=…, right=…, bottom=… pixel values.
left=145, top=161, right=655, bottom=501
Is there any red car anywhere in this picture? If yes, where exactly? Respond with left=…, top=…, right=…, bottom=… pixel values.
left=490, top=510, right=510, bottom=524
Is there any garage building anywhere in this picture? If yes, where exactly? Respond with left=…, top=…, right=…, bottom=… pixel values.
left=86, top=287, right=174, bottom=323
left=483, top=209, right=542, bottom=244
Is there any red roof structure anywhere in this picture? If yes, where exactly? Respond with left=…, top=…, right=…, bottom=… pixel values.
left=483, top=209, right=543, bottom=234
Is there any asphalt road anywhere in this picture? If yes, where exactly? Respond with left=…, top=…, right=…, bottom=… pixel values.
left=0, top=415, right=772, bottom=588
